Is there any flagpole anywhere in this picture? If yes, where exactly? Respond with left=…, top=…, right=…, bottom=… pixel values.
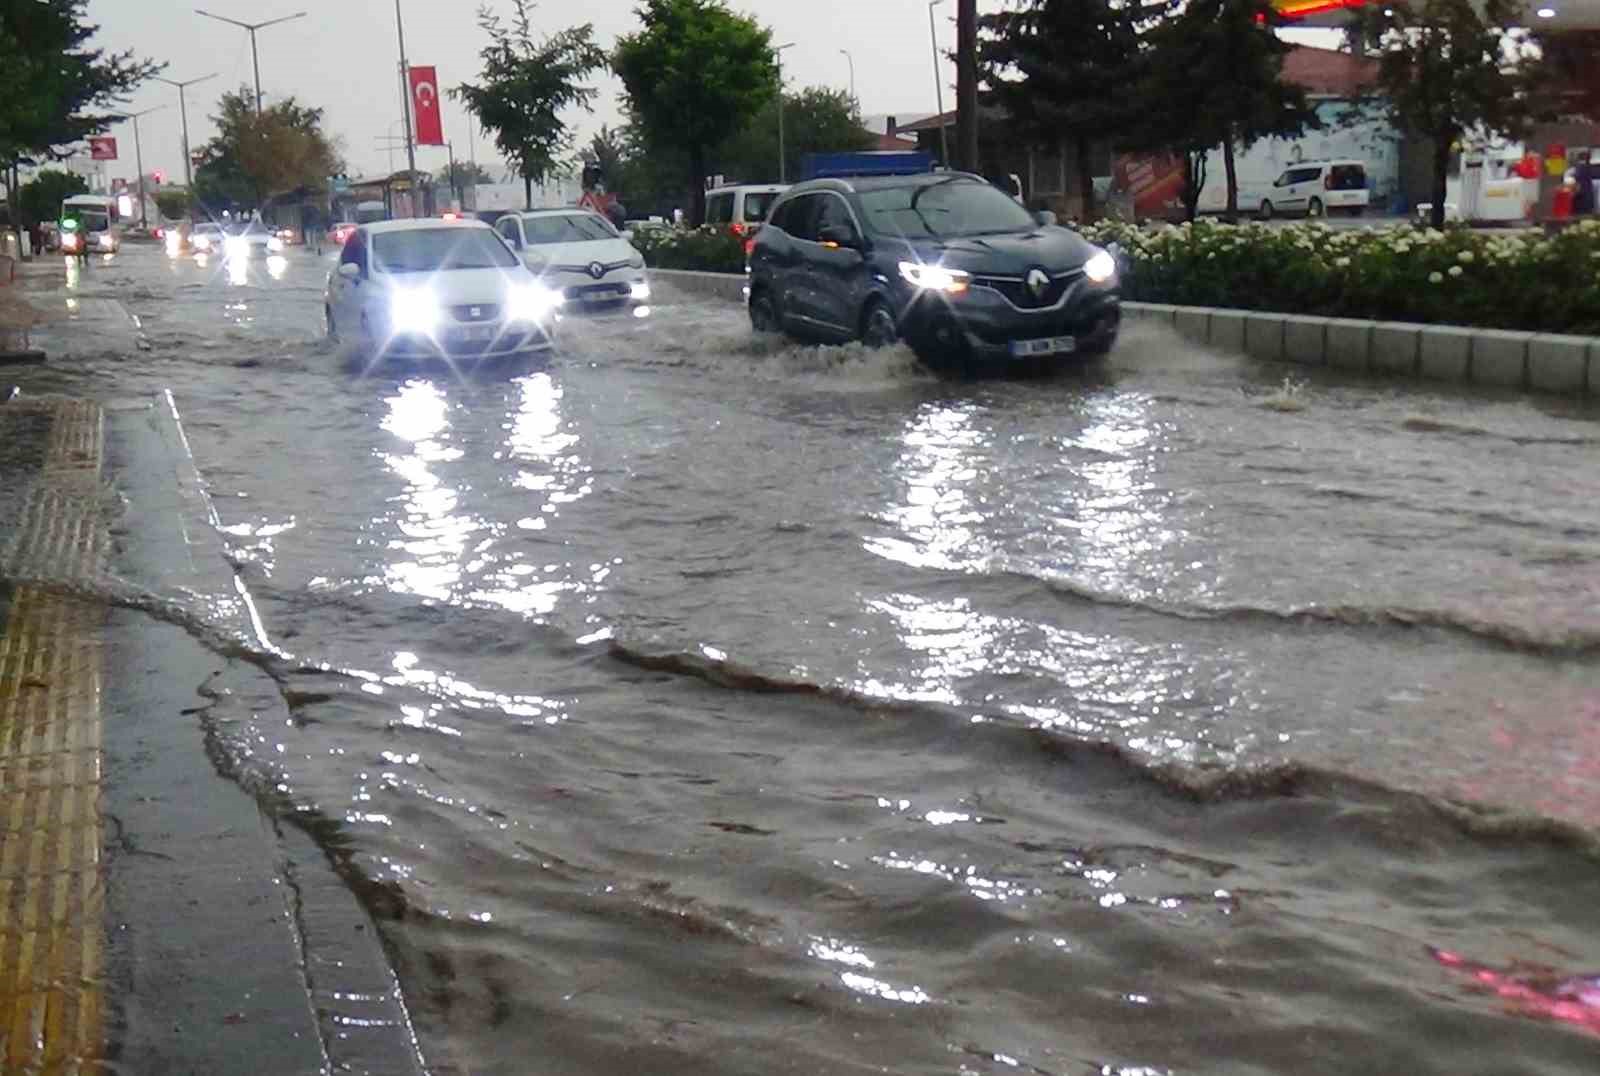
left=395, top=0, right=418, bottom=217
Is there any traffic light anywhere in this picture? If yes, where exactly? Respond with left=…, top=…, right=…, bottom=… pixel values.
left=152, top=169, right=165, bottom=185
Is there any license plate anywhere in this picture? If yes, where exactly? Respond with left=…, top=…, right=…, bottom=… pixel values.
left=456, top=326, right=495, bottom=342
left=1010, top=335, right=1076, bottom=357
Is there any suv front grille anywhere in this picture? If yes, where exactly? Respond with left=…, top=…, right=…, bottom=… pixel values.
left=973, top=269, right=1083, bottom=310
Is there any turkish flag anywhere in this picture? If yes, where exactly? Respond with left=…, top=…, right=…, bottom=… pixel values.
left=409, top=66, right=444, bottom=146
left=89, top=136, right=118, bottom=161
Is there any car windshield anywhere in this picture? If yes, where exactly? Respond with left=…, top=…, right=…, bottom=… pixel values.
left=858, top=178, right=1037, bottom=239
left=522, top=213, right=617, bottom=244
left=743, top=192, right=780, bottom=222
left=373, top=228, right=519, bottom=272
left=65, top=210, right=109, bottom=232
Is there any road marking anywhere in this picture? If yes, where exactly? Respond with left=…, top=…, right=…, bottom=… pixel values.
left=0, top=397, right=106, bottom=1073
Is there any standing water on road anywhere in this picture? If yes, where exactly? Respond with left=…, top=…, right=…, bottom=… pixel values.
left=10, top=247, right=1600, bottom=1073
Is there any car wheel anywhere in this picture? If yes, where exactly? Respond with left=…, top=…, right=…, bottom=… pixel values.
left=1258, top=200, right=1274, bottom=221
left=749, top=288, right=780, bottom=334
left=1307, top=197, right=1324, bottom=219
left=860, top=299, right=897, bottom=348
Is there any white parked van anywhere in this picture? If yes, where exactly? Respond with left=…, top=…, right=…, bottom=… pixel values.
left=1257, top=160, right=1369, bottom=219
left=704, top=185, right=787, bottom=237
left=59, top=194, right=122, bottom=254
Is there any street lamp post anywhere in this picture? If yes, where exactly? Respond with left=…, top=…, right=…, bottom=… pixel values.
left=121, top=106, right=166, bottom=231
left=394, top=0, right=419, bottom=217
left=928, top=0, right=950, bottom=166
left=775, top=42, right=795, bottom=184
left=194, top=9, right=307, bottom=114
left=840, top=49, right=856, bottom=106
left=154, top=72, right=217, bottom=198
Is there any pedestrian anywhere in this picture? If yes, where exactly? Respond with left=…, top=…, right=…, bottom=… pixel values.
left=304, top=205, right=323, bottom=255
left=1574, top=150, right=1596, bottom=218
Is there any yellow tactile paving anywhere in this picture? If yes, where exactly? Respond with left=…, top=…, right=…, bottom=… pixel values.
left=0, top=397, right=107, bottom=1074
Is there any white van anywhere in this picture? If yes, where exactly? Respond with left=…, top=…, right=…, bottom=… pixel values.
left=1257, top=160, right=1369, bottom=219
left=60, top=194, right=122, bottom=253
left=704, top=184, right=787, bottom=237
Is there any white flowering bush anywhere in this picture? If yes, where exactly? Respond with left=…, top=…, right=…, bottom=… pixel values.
left=632, top=224, right=746, bottom=274
left=1080, top=218, right=1600, bottom=334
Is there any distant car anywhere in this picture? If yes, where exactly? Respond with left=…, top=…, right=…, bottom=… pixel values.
left=1257, top=159, right=1369, bottom=219
left=747, top=171, right=1120, bottom=371
left=323, top=218, right=561, bottom=363
left=224, top=220, right=284, bottom=259
left=493, top=208, right=649, bottom=309
left=329, top=221, right=359, bottom=248
left=705, top=184, right=787, bottom=239
left=189, top=221, right=227, bottom=253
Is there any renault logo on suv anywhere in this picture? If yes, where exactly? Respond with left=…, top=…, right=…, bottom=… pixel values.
left=1026, top=268, right=1051, bottom=298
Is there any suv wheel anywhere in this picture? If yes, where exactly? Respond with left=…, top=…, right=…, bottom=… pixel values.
left=749, top=289, right=780, bottom=334
left=1258, top=200, right=1274, bottom=221
left=1307, top=197, right=1324, bottom=218
left=860, top=299, right=897, bottom=348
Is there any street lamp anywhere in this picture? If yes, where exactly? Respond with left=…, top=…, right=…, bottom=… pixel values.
left=194, top=9, right=307, bottom=115
left=775, top=42, right=795, bottom=184
left=118, top=106, right=167, bottom=231
left=153, top=72, right=217, bottom=196
left=928, top=0, right=950, bottom=166
left=394, top=0, right=419, bottom=217
left=840, top=49, right=856, bottom=106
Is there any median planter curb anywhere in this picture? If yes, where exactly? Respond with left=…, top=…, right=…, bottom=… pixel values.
left=647, top=268, right=749, bottom=304
left=1122, top=301, right=1595, bottom=397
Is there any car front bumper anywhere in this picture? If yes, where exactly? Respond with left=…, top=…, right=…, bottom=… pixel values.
left=546, top=270, right=649, bottom=307
left=378, top=320, right=555, bottom=361
left=898, top=278, right=1121, bottom=364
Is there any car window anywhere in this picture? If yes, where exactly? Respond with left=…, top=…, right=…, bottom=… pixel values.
left=781, top=194, right=824, bottom=242
left=815, top=195, right=857, bottom=242
left=1329, top=164, right=1366, bottom=190
left=741, top=191, right=780, bottom=223
left=1291, top=167, right=1321, bottom=185
left=706, top=193, right=734, bottom=225
left=521, top=213, right=617, bottom=244
left=496, top=218, right=522, bottom=249
left=857, top=178, right=1036, bottom=240
left=767, top=198, right=796, bottom=234
left=372, top=228, right=518, bottom=273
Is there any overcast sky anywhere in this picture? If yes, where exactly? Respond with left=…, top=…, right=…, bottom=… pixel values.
left=83, top=0, right=1008, bottom=184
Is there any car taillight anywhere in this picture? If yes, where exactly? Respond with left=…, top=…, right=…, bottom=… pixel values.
left=744, top=238, right=756, bottom=256
left=730, top=221, right=746, bottom=237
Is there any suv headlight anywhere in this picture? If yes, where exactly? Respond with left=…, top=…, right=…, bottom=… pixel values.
left=898, top=260, right=970, bottom=294
left=1084, top=249, right=1117, bottom=284
left=390, top=289, right=442, bottom=333
left=506, top=283, right=562, bottom=322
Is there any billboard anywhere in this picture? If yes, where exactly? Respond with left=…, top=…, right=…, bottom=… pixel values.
left=89, top=136, right=118, bottom=161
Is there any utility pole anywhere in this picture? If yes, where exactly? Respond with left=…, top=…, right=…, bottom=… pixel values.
left=927, top=0, right=950, bottom=167
left=776, top=43, right=794, bottom=183
left=956, top=0, right=978, bottom=174
left=154, top=73, right=217, bottom=199
left=394, top=0, right=419, bottom=217
left=123, top=106, right=166, bottom=231
left=840, top=49, right=855, bottom=107
left=195, top=10, right=307, bottom=114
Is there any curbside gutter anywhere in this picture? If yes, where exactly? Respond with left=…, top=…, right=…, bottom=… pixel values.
left=647, top=267, right=1598, bottom=397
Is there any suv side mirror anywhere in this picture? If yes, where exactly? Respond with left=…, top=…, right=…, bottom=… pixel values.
left=817, top=224, right=860, bottom=250
left=337, top=261, right=361, bottom=280
left=1035, top=209, right=1057, bottom=227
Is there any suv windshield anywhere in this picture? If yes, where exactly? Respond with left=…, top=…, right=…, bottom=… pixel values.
left=858, top=178, right=1036, bottom=239
left=522, top=213, right=616, bottom=244
left=373, top=228, right=519, bottom=273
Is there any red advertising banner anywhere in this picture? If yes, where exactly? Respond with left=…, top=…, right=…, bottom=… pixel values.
left=89, top=136, right=118, bottom=161
left=409, top=66, right=444, bottom=147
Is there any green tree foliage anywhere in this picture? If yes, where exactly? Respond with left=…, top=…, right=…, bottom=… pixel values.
left=0, top=0, right=161, bottom=240
left=1534, top=30, right=1600, bottom=123
left=193, top=88, right=341, bottom=210
left=17, top=169, right=87, bottom=225
left=452, top=0, right=607, bottom=211
left=713, top=87, right=873, bottom=185
left=613, top=0, right=777, bottom=224
left=1131, top=0, right=1317, bottom=221
left=437, top=160, right=496, bottom=189
left=978, top=0, right=1143, bottom=221
left=153, top=189, right=191, bottom=220
left=1350, top=0, right=1543, bottom=229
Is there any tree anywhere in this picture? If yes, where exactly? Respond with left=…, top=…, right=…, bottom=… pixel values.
left=1534, top=30, right=1600, bottom=122
left=979, top=0, right=1143, bottom=221
left=154, top=189, right=192, bottom=219
left=956, top=0, right=980, bottom=173
left=712, top=87, right=873, bottom=185
left=437, top=160, right=495, bottom=189
left=193, top=89, right=341, bottom=210
left=0, top=0, right=161, bottom=243
left=17, top=169, right=87, bottom=225
left=613, top=0, right=777, bottom=225
left=453, top=0, right=607, bottom=211
left=1350, top=0, right=1543, bottom=229
left=1131, top=0, right=1317, bottom=221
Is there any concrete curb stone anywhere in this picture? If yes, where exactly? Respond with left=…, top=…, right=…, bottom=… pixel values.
left=1419, top=326, right=1474, bottom=382
left=1527, top=334, right=1590, bottom=393
left=1208, top=309, right=1246, bottom=353
left=1471, top=330, right=1532, bottom=389
left=1282, top=315, right=1330, bottom=366
left=1371, top=322, right=1421, bottom=376
left=1173, top=306, right=1211, bottom=345
left=1325, top=318, right=1373, bottom=372
left=1244, top=312, right=1285, bottom=362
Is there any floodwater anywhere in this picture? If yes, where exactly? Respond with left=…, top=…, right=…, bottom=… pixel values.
left=7, top=245, right=1600, bottom=1074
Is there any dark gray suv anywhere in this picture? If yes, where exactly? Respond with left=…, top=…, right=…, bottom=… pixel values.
left=746, top=172, right=1120, bottom=370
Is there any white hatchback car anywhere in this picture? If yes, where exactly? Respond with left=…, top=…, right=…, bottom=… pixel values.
left=324, top=219, right=561, bottom=363
left=1258, top=160, right=1370, bottom=219
left=492, top=209, right=649, bottom=309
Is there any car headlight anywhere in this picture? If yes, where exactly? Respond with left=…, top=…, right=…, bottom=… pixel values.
left=1084, top=249, right=1117, bottom=284
left=224, top=236, right=249, bottom=260
left=629, top=280, right=650, bottom=301
left=98, top=233, right=114, bottom=249
left=506, top=283, right=562, bottom=322
left=898, top=260, right=970, bottom=294
left=267, top=236, right=285, bottom=253
left=390, top=289, right=442, bottom=334
left=192, top=235, right=210, bottom=250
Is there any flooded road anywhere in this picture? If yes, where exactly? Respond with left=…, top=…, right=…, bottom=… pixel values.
left=9, top=245, right=1600, bottom=1073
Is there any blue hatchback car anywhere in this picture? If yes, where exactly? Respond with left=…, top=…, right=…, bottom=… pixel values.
left=746, top=172, right=1120, bottom=370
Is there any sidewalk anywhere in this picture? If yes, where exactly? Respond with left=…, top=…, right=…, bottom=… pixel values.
left=1, top=343, right=421, bottom=1070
